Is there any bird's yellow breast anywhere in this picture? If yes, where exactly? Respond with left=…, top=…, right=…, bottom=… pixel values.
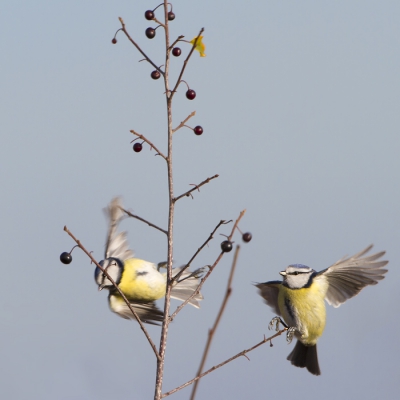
left=118, top=258, right=166, bottom=301
left=278, top=278, right=328, bottom=345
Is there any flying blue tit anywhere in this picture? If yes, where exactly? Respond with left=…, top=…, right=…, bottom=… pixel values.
left=95, top=197, right=204, bottom=325
left=256, top=245, right=388, bottom=376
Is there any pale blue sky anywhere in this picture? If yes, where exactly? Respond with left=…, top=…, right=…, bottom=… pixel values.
left=1, top=1, right=399, bottom=399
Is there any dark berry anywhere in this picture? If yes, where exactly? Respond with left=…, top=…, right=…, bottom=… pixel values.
left=186, top=89, right=196, bottom=100
left=145, top=10, right=154, bottom=20
left=151, top=70, right=161, bottom=80
left=194, top=126, right=203, bottom=135
left=60, top=252, right=72, bottom=264
left=221, top=241, right=233, bottom=253
left=242, top=232, right=252, bottom=243
left=111, top=38, right=117, bottom=44
left=168, top=11, right=175, bottom=21
left=145, top=27, right=156, bottom=39
left=172, top=47, right=181, bottom=57
left=133, top=143, right=143, bottom=152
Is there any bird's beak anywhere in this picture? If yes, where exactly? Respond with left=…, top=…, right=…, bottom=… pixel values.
left=98, top=285, right=104, bottom=291
left=279, top=271, right=286, bottom=276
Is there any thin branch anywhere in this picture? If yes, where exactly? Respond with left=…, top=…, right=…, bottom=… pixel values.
left=161, top=331, right=286, bottom=398
left=63, top=226, right=161, bottom=361
left=170, top=210, right=246, bottom=320
left=170, top=27, right=205, bottom=99
left=130, top=130, right=167, bottom=160
left=190, top=245, right=240, bottom=400
left=172, top=111, right=196, bottom=133
left=169, top=219, right=229, bottom=286
left=174, top=174, right=219, bottom=202
left=121, top=208, right=168, bottom=236
left=118, top=17, right=164, bottom=75
left=169, top=35, right=185, bottom=50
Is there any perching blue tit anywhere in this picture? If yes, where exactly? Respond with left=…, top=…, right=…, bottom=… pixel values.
left=95, top=197, right=204, bottom=325
left=255, top=245, right=388, bottom=376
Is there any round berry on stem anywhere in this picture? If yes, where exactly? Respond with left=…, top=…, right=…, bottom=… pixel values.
left=186, top=89, right=196, bottom=100
left=145, top=27, right=156, bottom=39
left=194, top=126, right=203, bottom=135
left=111, top=38, right=117, bottom=44
left=242, top=232, right=252, bottom=243
left=145, top=10, right=154, bottom=20
left=172, top=47, right=181, bottom=57
left=133, top=142, right=143, bottom=153
left=168, top=11, right=175, bottom=21
left=60, top=252, right=72, bottom=264
left=151, top=70, right=161, bottom=80
left=221, top=240, right=233, bottom=253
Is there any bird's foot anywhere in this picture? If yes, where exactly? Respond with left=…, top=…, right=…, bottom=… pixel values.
left=286, top=327, right=297, bottom=344
left=268, top=316, right=288, bottom=332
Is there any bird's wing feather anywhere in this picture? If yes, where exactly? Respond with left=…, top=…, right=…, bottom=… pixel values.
left=109, top=294, right=164, bottom=325
left=317, top=245, right=388, bottom=308
left=255, top=281, right=282, bottom=316
left=104, top=197, right=134, bottom=261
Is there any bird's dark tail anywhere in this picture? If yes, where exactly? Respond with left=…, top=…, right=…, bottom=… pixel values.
left=287, top=340, right=321, bottom=376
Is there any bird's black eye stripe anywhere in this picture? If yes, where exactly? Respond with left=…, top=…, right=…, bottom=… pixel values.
left=289, top=271, right=308, bottom=275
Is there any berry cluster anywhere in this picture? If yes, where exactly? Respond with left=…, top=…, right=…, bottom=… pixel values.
left=220, top=232, right=252, bottom=253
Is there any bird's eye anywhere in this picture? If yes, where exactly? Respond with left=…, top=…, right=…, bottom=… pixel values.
left=293, top=271, right=299, bottom=275
left=102, top=273, right=106, bottom=278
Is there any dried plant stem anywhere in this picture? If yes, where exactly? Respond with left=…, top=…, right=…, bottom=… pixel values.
left=172, top=110, right=196, bottom=133
left=170, top=210, right=245, bottom=321
left=63, top=226, right=160, bottom=360
left=118, top=17, right=163, bottom=74
left=174, top=174, right=219, bottom=202
left=154, top=2, right=173, bottom=399
left=121, top=208, right=168, bottom=235
left=130, top=130, right=167, bottom=160
left=162, top=331, right=285, bottom=398
left=171, top=27, right=205, bottom=98
left=190, top=245, right=240, bottom=400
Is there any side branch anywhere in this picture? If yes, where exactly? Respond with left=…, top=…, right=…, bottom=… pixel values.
left=118, top=17, right=164, bottom=74
left=170, top=27, right=205, bottom=99
left=121, top=208, right=168, bottom=236
left=189, top=245, right=240, bottom=400
left=161, top=331, right=286, bottom=398
left=63, top=226, right=161, bottom=361
left=174, top=174, right=219, bottom=202
left=172, top=111, right=196, bottom=133
left=131, top=130, right=167, bottom=160
left=170, top=210, right=245, bottom=319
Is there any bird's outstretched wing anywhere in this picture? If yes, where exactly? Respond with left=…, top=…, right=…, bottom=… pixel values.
left=316, top=244, right=388, bottom=308
left=104, top=197, right=134, bottom=261
left=109, top=293, right=164, bottom=325
left=255, top=281, right=282, bottom=316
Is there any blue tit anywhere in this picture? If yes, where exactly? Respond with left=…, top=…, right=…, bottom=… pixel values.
left=95, top=197, right=204, bottom=325
left=256, top=245, right=388, bottom=376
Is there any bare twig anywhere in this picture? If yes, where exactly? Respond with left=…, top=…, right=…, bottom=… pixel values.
left=170, top=210, right=246, bottom=320
left=190, top=245, right=240, bottom=400
left=169, top=35, right=185, bottom=50
left=172, top=111, right=196, bottom=133
left=169, top=219, right=229, bottom=287
left=63, top=226, right=161, bottom=361
left=121, top=208, right=168, bottom=236
left=161, top=331, right=286, bottom=398
left=174, top=174, right=219, bottom=202
left=130, top=130, right=167, bottom=160
left=118, top=17, right=164, bottom=75
left=170, top=27, right=205, bottom=99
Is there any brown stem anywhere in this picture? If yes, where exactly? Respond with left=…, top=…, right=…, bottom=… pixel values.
left=173, top=174, right=219, bottom=202
left=170, top=27, right=205, bottom=99
left=161, top=331, right=285, bottom=398
left=121, top=208, right=168, bottom=235
left=170, top=210, right=246, bottom=321
left=154, top=2, right=173, bottom=399
left=63, top=226, right=160, bottom=360
left=130, top=130, right=167, bottom=160
left=172, top=110, right=196, bottom=133
left=118, top=17, right=164, bottom=75
left=190, top=245, right=240, bottom=400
